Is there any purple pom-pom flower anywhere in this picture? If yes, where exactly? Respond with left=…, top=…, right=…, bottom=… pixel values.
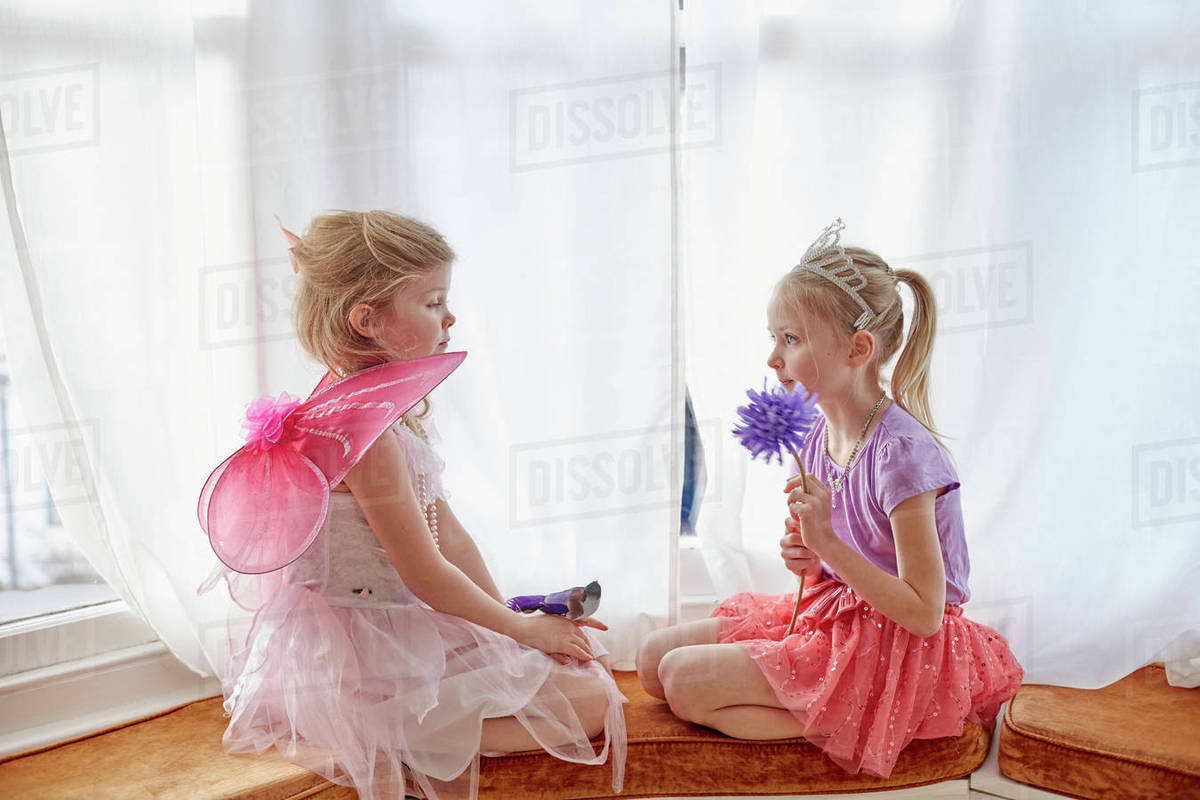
left=732, top=379, right=820, bottom=466
left=733, top=378, right=822, bottom=637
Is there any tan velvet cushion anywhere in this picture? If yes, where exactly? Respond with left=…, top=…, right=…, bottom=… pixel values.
left=998, top=663, right=1200, bottom=800
left=479, top=670, right=990, bottom=798
left=0, top=670, right=990, bottom=798
left=0, top=696, right=356, bottom=800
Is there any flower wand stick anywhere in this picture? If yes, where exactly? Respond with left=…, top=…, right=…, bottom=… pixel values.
left=732, top=381, right=821, bottom=636
left=784, top=447, right=808, bottom=636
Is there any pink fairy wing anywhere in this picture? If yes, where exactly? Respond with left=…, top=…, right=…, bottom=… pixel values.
left=311, top=370, right=339, bottom=395
left=292, top=351, right=466, bottom=487
left=197, top=450, right=236, bottom=537
left=202, top=447, right=329, bottom=574
left=198, top=351, right=466, bottom=574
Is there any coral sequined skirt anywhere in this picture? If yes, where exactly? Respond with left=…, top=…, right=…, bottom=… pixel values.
left=712, top=576, right=1024, bottom=779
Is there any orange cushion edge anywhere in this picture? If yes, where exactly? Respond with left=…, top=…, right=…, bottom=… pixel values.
left=0, top=694, right=227, bottom=766
left=999, top=712, right=1200, bottom=800
left=480, top=720, right=991, bottom=799
left=999, top=668, right=1200, bottom=781
left=1003, top=671, right=1200, bottom=777
left=1003, top=712, right=1200, bottom=780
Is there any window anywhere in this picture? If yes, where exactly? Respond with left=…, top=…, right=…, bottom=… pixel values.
left=0, top=324, right=187, bottom=761
left=0, top=340, right=117, bottom=630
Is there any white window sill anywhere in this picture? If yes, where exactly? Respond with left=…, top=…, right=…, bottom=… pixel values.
left=0, top=600, right=221, bottom=758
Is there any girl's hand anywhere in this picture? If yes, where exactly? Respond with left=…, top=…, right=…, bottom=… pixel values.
left=784, top=473, right=835, bottom=552
left=575, top=616, right=608, bottom=632
left=552, top=617, right=609, bottom=664
left=780, top=516, right=822, bottom=579
left=513, top=613, right=597, bottom=664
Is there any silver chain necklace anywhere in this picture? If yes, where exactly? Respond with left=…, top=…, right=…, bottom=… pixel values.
left=823, top=393, right=887, bottom=509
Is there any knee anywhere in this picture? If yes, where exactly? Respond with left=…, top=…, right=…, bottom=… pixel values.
left=658, top=648, right=704, bottom=724
left=574, top=676, right=613, bottom=739
left=552, top=667, right=613, bottom=740
left=635, top=632, right=668, bottom=699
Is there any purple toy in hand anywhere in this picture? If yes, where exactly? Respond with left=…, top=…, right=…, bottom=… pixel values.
left=506, top=581, right=602, bottom=621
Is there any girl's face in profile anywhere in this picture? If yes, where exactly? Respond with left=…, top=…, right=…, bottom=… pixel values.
left=370, top=262, right=456, bottom=361
left=765, top=295, right=836, bottom=398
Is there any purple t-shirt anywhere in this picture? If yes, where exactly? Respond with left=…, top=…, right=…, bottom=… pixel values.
left=795, top=401, right=969, bottom=605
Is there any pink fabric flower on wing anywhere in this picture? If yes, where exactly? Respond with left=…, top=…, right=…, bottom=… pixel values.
left=242, top=392, right=302, bottom=452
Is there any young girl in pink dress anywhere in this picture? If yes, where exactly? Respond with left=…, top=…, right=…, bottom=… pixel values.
left=197, top=210, right=625, bottom=800
left=636, top=219, right=1024, bottom=779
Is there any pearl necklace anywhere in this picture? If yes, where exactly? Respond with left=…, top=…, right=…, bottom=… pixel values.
left=403, top=416, right=440, bottom=551
left=823, top=393, right=887, bottom=509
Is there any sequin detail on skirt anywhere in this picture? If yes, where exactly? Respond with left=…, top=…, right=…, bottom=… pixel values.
left=712, top=577, right=1024, bottom=779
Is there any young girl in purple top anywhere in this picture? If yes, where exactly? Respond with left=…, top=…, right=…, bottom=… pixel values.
left=636, top=219, right=1024, bottom=779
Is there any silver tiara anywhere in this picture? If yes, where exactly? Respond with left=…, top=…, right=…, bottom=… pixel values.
left=796, top=218, right=879, bottom=331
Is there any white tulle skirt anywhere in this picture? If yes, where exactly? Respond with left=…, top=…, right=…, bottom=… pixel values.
left=217, top=579, right=626, bottom=800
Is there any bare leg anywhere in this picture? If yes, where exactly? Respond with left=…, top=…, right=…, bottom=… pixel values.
left=635, top=618, right=723, bottom=700
left=479, top=660, right=613, bottom=754
left=659, top=642, right=807, bottom=739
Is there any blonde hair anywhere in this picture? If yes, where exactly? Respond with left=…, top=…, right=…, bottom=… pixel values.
left=291, top=209, right=455, bottom=416
left=292, top=211, right=456, bottom=374
left=774, top=244, right=954, bottom=458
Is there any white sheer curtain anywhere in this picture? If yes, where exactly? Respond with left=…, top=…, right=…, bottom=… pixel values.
left=3, top=0, right=1198, bottom=694
left=684, top=0, right=1200, bottom=688
left=0, top=0, right=680, bottom=676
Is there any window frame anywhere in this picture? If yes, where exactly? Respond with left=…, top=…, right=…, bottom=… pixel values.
left=0, top=599, right=221, bottom=757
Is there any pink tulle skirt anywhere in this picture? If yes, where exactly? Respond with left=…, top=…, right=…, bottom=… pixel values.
left=712, top=576, right=1024, bottom=779
left=218, top=580, right=626, bottom=800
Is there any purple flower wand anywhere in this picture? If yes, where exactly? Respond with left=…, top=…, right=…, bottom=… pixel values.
left=732, top=379, right=821, bottom=635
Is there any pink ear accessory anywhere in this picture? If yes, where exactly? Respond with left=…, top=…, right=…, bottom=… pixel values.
left=274, top=214, right=302, bottom=274
left=197, top=351, right=467, bottom=575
